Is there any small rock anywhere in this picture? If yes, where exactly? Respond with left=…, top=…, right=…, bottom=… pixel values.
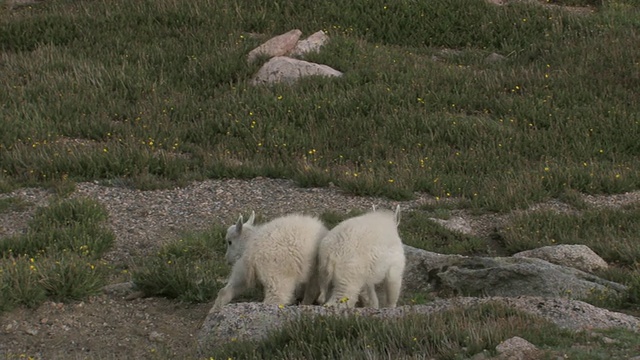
left=25, top=328, right=39, bottom=336
left=102, top=282, right=137, bottom=297
left=125, top=290, right=145, bottom=300
left=288, top=30, right=330, bottom=58
left=4, top=321, right=18, bottom=332
left=149, top=331, right=166, bottom=343
left=495, top=336, right=537, bottom=358
left=485, top=52, right=506, bottom=63
left=601, top=336, right=618, bottom=344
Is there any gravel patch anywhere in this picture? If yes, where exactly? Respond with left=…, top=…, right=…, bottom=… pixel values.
left=1, top=178, right=436, bottom=264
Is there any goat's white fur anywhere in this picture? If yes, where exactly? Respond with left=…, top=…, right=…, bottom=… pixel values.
left=212, top=213, right=328, bottom=309
left=316, top=206, right=405, bottom=308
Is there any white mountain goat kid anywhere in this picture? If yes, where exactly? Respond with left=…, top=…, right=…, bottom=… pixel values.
left=211, top=212, right=328, bottom=310
left=316, top=205, right=405, bottom=308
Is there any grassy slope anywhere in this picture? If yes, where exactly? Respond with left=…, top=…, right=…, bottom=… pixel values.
left=1, top=0, right=638, bottom=211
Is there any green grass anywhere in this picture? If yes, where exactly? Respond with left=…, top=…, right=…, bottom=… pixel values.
left=0, top=198, right=114, bottom=311
left=0, top=0, right=638, bottom=212
left=0, top=197, right=114, bottom=258
left=498, top=203, right=640, bottom=310
left=0, top=196, right=31, bottom=213
left=131, top=225, right=231, bottom=303
left=205, top=301, right=640, bottom=359
left=401, top=211, right=487, bottom=255
left=499, top=204, right=640, bottom=266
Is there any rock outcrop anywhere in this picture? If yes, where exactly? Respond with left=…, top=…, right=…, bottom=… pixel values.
left=200, top=244, right=635, bottom=351
left=198, top=297, right=640, bottom=349
left=402, top=245, right=625, bottom=299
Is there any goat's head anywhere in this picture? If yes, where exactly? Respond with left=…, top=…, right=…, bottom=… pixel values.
left=224, top=211, right=255, bottom=265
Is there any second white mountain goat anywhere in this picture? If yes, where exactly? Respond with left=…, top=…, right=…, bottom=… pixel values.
left=316, top=205, right=405, bottom=308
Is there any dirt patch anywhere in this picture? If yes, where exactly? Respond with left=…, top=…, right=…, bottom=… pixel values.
left=1, top=294, right=210, bottom=359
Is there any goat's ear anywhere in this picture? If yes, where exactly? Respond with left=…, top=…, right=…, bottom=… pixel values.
left=394, top=205, right=401, bottom=227
left=236, top=214, right=244, bottom=233
left=246, top=211, right=256, bottom=226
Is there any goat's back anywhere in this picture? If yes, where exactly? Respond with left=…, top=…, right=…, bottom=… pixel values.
left=244, top=214, right=328, bottom=279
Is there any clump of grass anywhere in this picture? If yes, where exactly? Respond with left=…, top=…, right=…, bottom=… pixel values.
left=0, top=255, right=48, bottom=309
left=206, top=301, right=586, bottom=359
left=557, top=188, right=590, bottom=210
left=0, top=196, right=31, bottom=213
left=499, top=205, right=640, bottom=266
left=0, top=253, right=109, bottom=310
left=0, top=197, right=114, bottom=258
left=37, top=252, right=109, bottom=302
left=0, top=198, right=114, bottom=312
left=131, top=226, right=230, bottom=303
left=28, top=197, right=109, bottom=231
left=594, top=266, right=640, bottom=311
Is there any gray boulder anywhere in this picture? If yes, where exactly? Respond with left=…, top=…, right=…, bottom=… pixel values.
left=250, top=56, right=343, bottom=86
left=513, top=244, right=608, bottom=273
left=401, top=245, right=465, bottom=293
left=402, top=245, right=625, bottom=299
left=198, top=297, right=640, bottom=349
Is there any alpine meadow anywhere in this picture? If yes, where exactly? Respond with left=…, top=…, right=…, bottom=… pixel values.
left=1, top=0, right=640, bottom=358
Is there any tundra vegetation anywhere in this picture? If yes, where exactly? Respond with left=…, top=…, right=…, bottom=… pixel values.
left=1, top=0, right=639, bottom=358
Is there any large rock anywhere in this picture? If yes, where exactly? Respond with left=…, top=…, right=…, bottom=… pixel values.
left=402, top=245, right=625, bottom=299
left=250, top=56, right=343, bottom=85
left=401, top=245, right=465, bottom=293
left=513, top=244, right=608, bottom=273
left=247, top=29, right=302, bottom=64
left=198, top=297, right=640, bottom=350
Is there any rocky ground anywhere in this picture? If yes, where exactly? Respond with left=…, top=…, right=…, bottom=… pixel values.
left=1, top=178, right=639, bottom=359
